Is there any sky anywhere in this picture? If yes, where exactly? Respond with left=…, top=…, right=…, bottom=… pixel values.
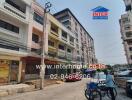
left=37, top=0, right=127, bottom=65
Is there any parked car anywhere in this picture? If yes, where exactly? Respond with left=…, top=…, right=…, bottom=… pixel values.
left=92, top=72, right=106, bottom=86
left=126, top=80, right=132, bottom=98
left=65, top=73, right=82, bottom=82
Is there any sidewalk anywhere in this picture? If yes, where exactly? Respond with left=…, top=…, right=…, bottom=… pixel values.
left=0, top=84, right=35, bottom=97
left=0, top=79, right=63, bottom=97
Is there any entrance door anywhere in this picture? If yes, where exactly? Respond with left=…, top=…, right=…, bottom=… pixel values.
left=10, top=61, right=19, bottom=82
left=0, top=60, right=9, bottom=84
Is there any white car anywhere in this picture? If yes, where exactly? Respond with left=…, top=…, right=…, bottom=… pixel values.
left=117, top=69, right=131, bottom=76
left=91, top=72, right=106, bottom=86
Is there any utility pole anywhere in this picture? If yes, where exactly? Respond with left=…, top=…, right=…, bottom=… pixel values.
left=40, top=2, right=52, bottom=90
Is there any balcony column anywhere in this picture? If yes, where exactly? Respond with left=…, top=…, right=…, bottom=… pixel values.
left=27, top=8, right=34, bottom=51
left=25, top=5, right=30, bottom=21
left=58, top=28, right=61, bottom=39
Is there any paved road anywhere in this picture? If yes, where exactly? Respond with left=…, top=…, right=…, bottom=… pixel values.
left=0, top=79, right=132, bottom=100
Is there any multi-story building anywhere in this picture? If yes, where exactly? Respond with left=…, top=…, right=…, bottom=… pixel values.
left=120, top=0, right=132, bottom=64
left=23, top=2, right=76, bottom=80
left=0, top=1, right=97, bottom=85
left=54, top=8, right=97, bottom=65
left=0, top=0, right=34, bottom=84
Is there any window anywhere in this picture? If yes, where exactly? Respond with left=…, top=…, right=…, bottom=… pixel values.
left=76, top=38, right=79, bottom=43
left=32, top=34, right=39, bottom=43
left=58, top=44, right=65, bottom=50
left=124, top=25, right=131, bottom=30
left=129, top=47, right=132, bottom=51
left=122, top=18, right=130, bottom=23
left=75, top=22, right=78, bottom=32
left=0, top=20, right=19, bottom=33
left=67, top=26, right=71, bottom=30
left=76, top=44, right=79, bottom=49
left=127, top=40, right=132, bottom=45
left=126, top=32, right=132, bottom=37
left=48, top=40, right=54, bottom=47
left=34, top=12, right=43, bottom=25
left=70, top=37, right=74, bottom=43
left=51, top=23, right=58, bottom=33
left=80, top=28, right=82, bottom=32
left=126, top=5, right=131, bottom=11
left=62, top=20, right=71, bottom=26
left=75, top=32, right=78, bottom=37
left=0, top=44, right=19, bottom=51
left=130, top=55, right=132, bottom=60
left=5, top=0, right=26, bottom=13
left=62, top=31, right=67, bottom=39
left=77, top=51, right=80, bottom=55
left=57, top=15, right=70, bottom=21
left=67, top=48, right=71, bottom=53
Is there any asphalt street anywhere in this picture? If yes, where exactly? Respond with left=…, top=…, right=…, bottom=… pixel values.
left=0, top=79, right=132, bottom=100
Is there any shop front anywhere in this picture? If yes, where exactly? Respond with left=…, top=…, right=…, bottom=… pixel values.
left=21, top=57, right=41, bottom=81
left=0, top=59, right=19, bottom=84
left=44, top=59, right=58, bottom=79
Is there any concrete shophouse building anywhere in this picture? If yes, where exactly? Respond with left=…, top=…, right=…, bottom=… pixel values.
left=21, top=2, right=77, bottom=80
left=120, top=0, right=132, bottom=64
left=0, top=0, right=34, bottom=84
left=0, top=0, right=97, bottom=84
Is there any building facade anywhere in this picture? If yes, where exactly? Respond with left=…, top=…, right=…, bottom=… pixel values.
left=0, top=1, right=97, bottom=84
left=0, top=0, right=33, bottom=84
left=24, top=2, right=77, bottom=79
left=120, top=0, right=132, bottom=64
left=54, top=8, right=97, bottom=65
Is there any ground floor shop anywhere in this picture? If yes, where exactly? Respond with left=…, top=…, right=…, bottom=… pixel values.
left=0, top=56, right=21, bottom=85
left=21, top=56, right=41, bottom=81
left=0, top=55, right=81, bottom=84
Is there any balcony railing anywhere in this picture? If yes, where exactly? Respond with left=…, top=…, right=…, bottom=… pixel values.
left=0, top=37, right=28, bottom=52
left=50, top=30, right=59, bottom=37
left=66, top=53, right=72, bottom=60
left=58, top=50, right=66, bottom=59
left=62, top=36, right=67, bottom=42
left=48, top=51, right=57, bottom=58
left=70, top=41, right=74, bottom=46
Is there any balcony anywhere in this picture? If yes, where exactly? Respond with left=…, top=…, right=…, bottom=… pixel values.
left=124, top=25, right=132, bottom=32
left=50, top=23, right=59, bottom=38
left=31, top=48, right=41, bottom=56
left=127, top=40, right=132, bottom=46
left=124, top=31, right=132, bottom=40
left=69, top=41, right=73, bottom=46
left=0, top=37, right=28, bottom=56
left=48, top=40, right=57, bottom=51
left=48, top=51, right=57, bottom=58
left=62, top=37, right=67, bottom=42
left=3, top=0, right=26, bottom=19
left=58, top=50, right=66, bottom=59
left=48, top=45, right=57, bottom=51
left=66, top=53, right=73, bottom=60
left=31, top=41, right=41, bottom=49
left=76, top=56, right=81, bottom=62
left=61, top=31, right=67, bottom=42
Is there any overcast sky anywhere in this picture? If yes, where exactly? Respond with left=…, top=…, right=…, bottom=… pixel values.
left=37, top=0, right=127, bottom=65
